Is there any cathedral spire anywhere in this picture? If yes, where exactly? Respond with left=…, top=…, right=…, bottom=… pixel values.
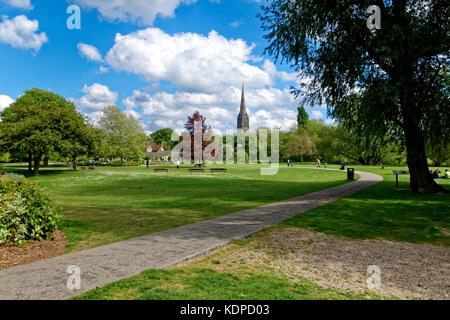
left=240, top=83, right=246, bottom=113
left=237, top=83, right=249, bottom=132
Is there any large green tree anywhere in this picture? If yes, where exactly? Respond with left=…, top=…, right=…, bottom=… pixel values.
left=60, top=120, right=103, bottom=170
left=98, top=106, right=147, bottom=162
left=0, top=89, right=87, bottom=175
left=150, top=128, right=178, bottom=150
left=261, top=0, right=449, bottom=193
left=287, top=130, right=317, bottom=162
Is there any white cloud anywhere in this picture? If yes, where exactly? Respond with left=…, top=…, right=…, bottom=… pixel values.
left=311, top=110, right=324, bottom=121
left=0, top=94, right=14, bottom=112
left=1, top=0, right=33, bottom=10
left=106, top=28, right=281, bottom=93
left=73, top=0, right=197, bottom=26
left=124, top=109, right=141, bottom=120
left=77, top=43, right=103, bottom=62
left=325, top=118, right=338, bottom=127
left=78, top=27, right=302, bottom=133
left=97, top=66, right=109, bottom=74
left=73, top=83, right=118, bottom=111
left=229, top=19, right=244, bottom=28
left=0, top=15, right=47, bottom=51
left=263, top=60, right=297, bottom=82
left=122, top=85, right=298, bottom=132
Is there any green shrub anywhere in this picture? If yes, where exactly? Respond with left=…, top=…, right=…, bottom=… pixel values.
left=0, top=176, right=60, bottom=244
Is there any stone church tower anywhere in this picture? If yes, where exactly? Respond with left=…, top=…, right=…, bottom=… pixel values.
left=237, top=84, right=249, bottom=132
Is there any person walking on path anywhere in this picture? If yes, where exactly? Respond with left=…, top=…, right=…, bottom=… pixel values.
left=146, top=159, right=150, bottom=168
left=316, top=159, right=321, bottom=168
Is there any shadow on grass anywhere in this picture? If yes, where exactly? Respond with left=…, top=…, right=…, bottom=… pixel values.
left=51, top=172, right=350, bottom=251
left=3, top=164, right=74, bottom=178
left=282, top=180, right=450, bottom=246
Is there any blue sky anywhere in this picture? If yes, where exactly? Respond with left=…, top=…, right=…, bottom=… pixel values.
left=0, top=0, right=332, bottom=133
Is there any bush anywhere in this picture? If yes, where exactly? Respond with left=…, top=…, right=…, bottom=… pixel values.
left=0, top=176, right=60, bottom=244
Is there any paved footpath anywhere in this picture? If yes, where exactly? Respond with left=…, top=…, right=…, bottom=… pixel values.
left=0, top=169, right=382, bottom=300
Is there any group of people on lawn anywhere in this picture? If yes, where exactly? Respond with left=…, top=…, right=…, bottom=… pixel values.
left=430, top=168, right=450, bottom=179
left=286, top=158, right=347, bottom=170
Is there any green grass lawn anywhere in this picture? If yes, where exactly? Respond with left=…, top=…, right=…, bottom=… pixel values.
left=73, top=267, right=381, bottom=300
left=70, top=164, right=449, bottom=301
left=4, top=162, right=449, bottom=300
left=281, top=164, right=450, bottom=246
left=3, top=163, right=350, bottom=252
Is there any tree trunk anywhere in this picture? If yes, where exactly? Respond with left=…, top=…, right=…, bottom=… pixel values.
left=72, top=156, right=77, bottom=170
left=33, top=154, right=42, bottom=176
left=28, top=152, right=32, bottom=172
left=43, top=156, right=49, bottom=167
left=404, top=120, right=448, bottom=194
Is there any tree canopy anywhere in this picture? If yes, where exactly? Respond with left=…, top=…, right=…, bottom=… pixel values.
left=150, top=128, right=178, bottom=150
left=260, top=0, right=449, bottom=193
left=0, top=89, right=91, bottom=175
left=98, top=105, right=147, bottom=161
left=184, top=111, right=213, bottom=162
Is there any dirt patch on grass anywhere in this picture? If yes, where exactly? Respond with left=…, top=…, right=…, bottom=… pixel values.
left=260, top=228, right=450, bottom=300
left=174, top=228, right=450, bottom=300
left=0, top=230, right=66, bottom=270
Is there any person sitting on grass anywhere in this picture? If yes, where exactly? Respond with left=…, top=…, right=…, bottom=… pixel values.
left=445, top=169, right=450, bottom=179
left=431, top=169, right=441, bottom=179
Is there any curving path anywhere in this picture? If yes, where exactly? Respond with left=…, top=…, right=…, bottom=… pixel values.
left=0, top=169, right=382, bottom=300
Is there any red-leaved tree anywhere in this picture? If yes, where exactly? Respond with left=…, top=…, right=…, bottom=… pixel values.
left=183, top=111, right=214, bottom=162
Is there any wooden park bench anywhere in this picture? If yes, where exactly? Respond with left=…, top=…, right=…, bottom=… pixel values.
left=393, top=170, right=409, bottom=188
left=154, top=168, right=169, bottom=173
left=188, top=168, right=205, bottom=174
left=88, top=166, right=95, bottom=170
left=210, top=168, right=227, bottom=174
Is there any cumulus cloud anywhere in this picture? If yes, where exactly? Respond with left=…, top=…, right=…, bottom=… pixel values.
left=263, top=60, right=297, bottom=82
left=1, top=0, right=33, bottom=10
left=73, top=83, right=118, bottom=111
left=311, top=110, right=324, bottom=121
left=0, top=15, right=48, bottom=51
left=325, top=118, right=338, bottom=127
left=77, top=43, right=103, bottom=62
left=121, top=85, right=297, bottom=132
left=0, top=94, right=14, bottom=112
left=97, top=66, right=109, bottom=74
left=73, top=0, right=197, bottom=25
left=105, top=28, right=288, bottom=93
left=75, top=28, right=303, bottom=132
